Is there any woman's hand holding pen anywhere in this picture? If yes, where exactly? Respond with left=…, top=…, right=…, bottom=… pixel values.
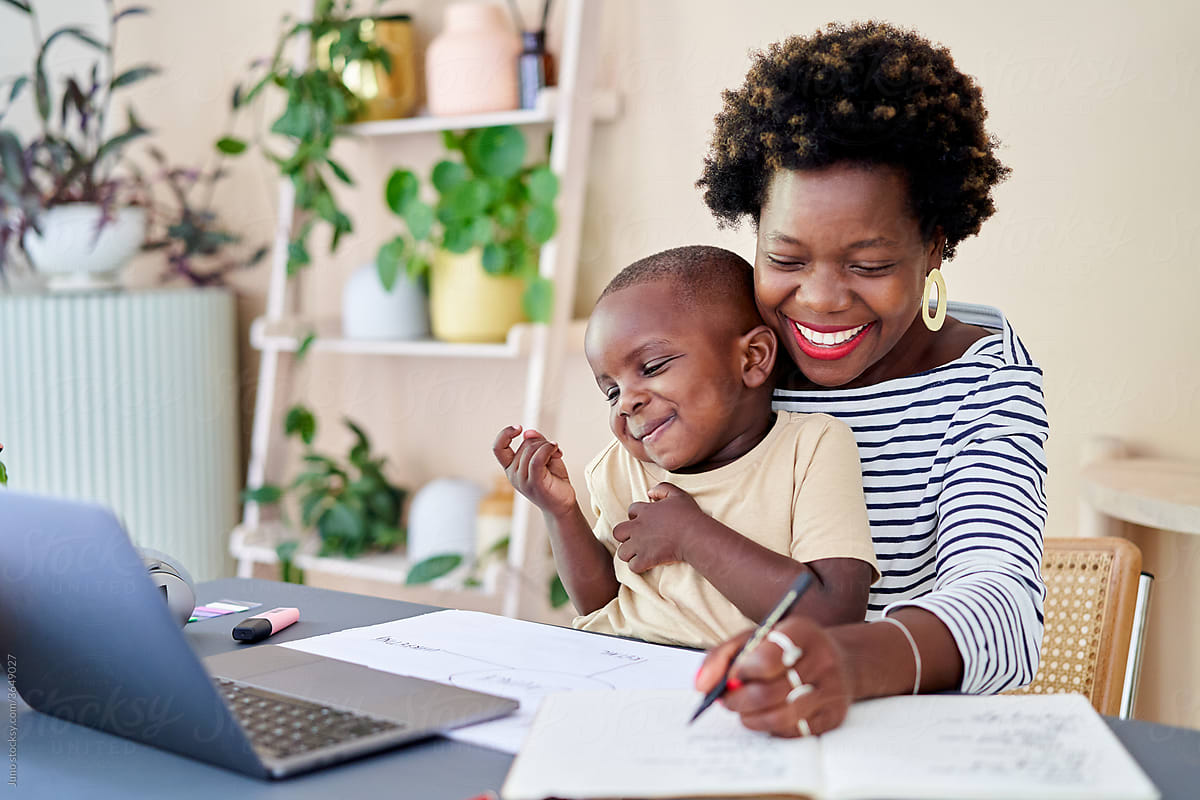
left=694, top=616, right=853, bottom=738
left=492, top=426, right=576, bottom=518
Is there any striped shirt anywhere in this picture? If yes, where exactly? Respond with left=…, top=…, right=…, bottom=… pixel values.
left=772, top=302, right=1048, bottom=694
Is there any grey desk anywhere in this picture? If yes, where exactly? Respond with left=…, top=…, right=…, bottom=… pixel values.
left=11, top=578, right=1200, bottom=799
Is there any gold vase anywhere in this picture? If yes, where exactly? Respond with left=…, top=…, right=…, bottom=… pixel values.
left=430, top=247, right=527, bottom=343
left=318, top=15, right=418, bottom=121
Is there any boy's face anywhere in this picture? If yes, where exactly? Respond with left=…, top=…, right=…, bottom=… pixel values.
left=584, top=280, right=751, bottom=473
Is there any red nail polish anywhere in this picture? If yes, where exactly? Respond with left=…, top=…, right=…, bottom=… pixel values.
left=726, top=677, right=743, bottom=691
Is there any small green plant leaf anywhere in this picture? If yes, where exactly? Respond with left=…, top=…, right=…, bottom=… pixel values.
left=441, top=130, right=462, bottom=151
left=215, top=136, right=247, bottom=155
left=345, top=417, right=371, bottom=460
left=376, top=236, right=405, bottom=291
left=318, top=501, right=364, bottom=545
left=242, top=484, right=283, bottom=504
left=493, top=203, right=518, bottom=230
left=525, top=205, right=557, bottom=243
left=549, top=573, right=569, bottom=608
left=284, top=404, right=317, bottom=444
left=525, top=166, right=559, bottom=205
left=463, top=126, right=526, bottom=179
left=431, top=159, right=467, bottom=193
left=469, top=216, right=494, bottom=246
left=0, top=132, right=24, bottom=189
left=523, top=277, right=554, bottom=323
left=0, top=459, right=8, bottom=486
left=442, top=179, right=491, bottom=221
left=442, top=223, right=474, bottom=254
left=110, top=64, right=160, bottom=90
left=371, top=523, right=403, bottom=550
left=482, top=242, right=508, bottom=275
left=325, top=156, right=353, bottom=185
left=6, top=75, right=28, bottom=107
left=275, top=539, right=305, bottom=584
left=385, top=169, right=419, bottom=215
left=404, top=200, right=435, bottom=241
left=483, top=534, right=510, bottom=558
left=406, top=553, right=463, bottom=584
left=296, top=331, right=317, bottom=361
left=112, top=5, right=150, bottom=23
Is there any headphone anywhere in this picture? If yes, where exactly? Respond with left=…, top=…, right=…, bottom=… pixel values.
left=138, top=548, right=196, bottom=628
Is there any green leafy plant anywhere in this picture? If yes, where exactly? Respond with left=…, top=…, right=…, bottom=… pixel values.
left=216, top=0, right=390, bottom=274
left=380, top=125, right=558, bottom=322
left=243, top=409, right=408, bottom=562
left=0, top=0, right=157, bottom=276
left=138, top=146, right=268, bottom=285
left=0, top=442, right=8, bottom=486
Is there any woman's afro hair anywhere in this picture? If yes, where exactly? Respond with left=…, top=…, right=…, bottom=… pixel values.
left=697, top=21, right=1010, bottom=259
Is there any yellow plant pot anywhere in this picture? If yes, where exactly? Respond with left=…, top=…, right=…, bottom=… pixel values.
left=430, top=247, right=527, bottom=343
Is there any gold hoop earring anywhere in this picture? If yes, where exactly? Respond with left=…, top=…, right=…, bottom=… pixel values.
left=921, top=268, right=947, bottom=332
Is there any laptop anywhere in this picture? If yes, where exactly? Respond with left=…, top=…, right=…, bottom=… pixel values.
left=0, top=491, right=518, bottom=779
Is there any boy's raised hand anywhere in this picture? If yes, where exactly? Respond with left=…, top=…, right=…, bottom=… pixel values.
left=493, top=425, right=576, bottom=517
left=612, top=482, right=705, bottom=573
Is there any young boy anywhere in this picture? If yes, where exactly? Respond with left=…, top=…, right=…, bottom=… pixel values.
left=492, top=246, right=877, bottom=648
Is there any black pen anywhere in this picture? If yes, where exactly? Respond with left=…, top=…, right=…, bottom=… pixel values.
left=689, top=571, right=814, bottom=724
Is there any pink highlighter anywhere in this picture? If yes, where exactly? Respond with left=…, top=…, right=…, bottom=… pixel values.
left=232, top=607, right=299, bottom=643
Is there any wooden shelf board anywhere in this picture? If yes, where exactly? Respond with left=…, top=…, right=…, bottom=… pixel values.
left=250, top=316, right=589, bottom=358
left=343, top=87, right=619, bottom=137
left=230, top=522, right=495, bottom=593
left=1081, top=457, right=1200, bottom=535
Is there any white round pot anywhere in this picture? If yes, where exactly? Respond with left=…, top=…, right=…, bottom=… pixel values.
left=23, top=204, right=146, bottom=291
left=407, top=478, right=486, bottom=568
left=341, top=261, right=430, bottom=340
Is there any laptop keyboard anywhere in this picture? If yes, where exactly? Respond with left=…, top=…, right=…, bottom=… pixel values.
left=216, top=678, right=404, bottom=760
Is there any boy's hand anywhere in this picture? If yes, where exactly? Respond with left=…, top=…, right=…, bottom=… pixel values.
left=613, top=482, right=705, bottom=573
left=493, top=425, right=576, bottom=517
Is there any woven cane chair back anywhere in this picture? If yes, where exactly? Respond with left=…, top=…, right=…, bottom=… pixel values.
left=1006, top=537, right=1143, bottom=717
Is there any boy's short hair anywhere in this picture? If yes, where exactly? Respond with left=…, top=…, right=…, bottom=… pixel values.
left=599, top=245, right=761, bottom=330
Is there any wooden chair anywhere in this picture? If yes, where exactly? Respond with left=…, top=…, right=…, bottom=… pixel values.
left=1005, top=537, right=1153, bottom=718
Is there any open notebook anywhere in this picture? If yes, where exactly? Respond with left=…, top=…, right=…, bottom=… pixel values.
left=501, top=689, right=1159, bottom=800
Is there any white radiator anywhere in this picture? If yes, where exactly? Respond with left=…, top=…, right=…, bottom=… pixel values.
left=0, top=288, right=240, bottom=581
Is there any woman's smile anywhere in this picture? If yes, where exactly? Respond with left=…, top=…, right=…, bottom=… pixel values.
left=790, top=320, right=875, bottom=361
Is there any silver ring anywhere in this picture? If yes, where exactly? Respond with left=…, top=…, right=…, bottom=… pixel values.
left=787, top=681, right=814, bottom=703
left=797, top=718, right=812, bottom=737
left=767, top=629, right=803, bottom=667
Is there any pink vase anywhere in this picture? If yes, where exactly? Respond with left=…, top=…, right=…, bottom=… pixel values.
left=425, top=2, right=520, bottom=116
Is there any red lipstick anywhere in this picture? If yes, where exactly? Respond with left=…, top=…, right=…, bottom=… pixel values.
left=791, top=320, right=874, bottom=361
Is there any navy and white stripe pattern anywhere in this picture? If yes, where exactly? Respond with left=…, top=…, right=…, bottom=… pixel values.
left=773, top=303, right=1048, bottom=694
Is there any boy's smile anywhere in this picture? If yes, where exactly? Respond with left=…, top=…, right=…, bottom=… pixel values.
left=584, top=279, right=774, bottom=474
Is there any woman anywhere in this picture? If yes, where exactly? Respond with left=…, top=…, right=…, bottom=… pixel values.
left=693, top=21, right=1049, bottom=737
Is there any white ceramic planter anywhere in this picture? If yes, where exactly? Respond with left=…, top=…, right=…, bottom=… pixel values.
left=341, top=261, right=430, bottom=340
left=407, top=478, right=486, bottom=568
left=23, top=204, right=146, bottom=291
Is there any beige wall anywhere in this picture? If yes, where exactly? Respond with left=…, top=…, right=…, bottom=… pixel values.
left=11, top=1, right=1198, bottom=725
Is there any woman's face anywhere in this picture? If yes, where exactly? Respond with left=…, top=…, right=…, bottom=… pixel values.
left=754, top=163, right=943, bottom=389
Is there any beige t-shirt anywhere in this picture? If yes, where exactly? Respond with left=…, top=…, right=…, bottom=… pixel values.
left=573, top=411, right=877, bottom=649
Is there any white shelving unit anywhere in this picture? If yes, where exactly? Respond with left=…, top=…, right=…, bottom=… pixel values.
left=233, top=0, right=606, bottom=619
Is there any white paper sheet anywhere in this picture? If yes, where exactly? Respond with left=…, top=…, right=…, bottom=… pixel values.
left=820, top=694, right=1160, bottom=800
left=503, top=689, right=822, bottom=800
left=282, top=610, right=706, bottom=753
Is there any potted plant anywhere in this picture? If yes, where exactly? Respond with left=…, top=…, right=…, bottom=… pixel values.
left=137, top=146, right=268, bottom=286
left=0, top=1, right=156, bottom=289
left=243, top=404, right=409, bottom=582
left=380, top=124, right=558, bottom=342
left=215, top=0, right=391, bottom=276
